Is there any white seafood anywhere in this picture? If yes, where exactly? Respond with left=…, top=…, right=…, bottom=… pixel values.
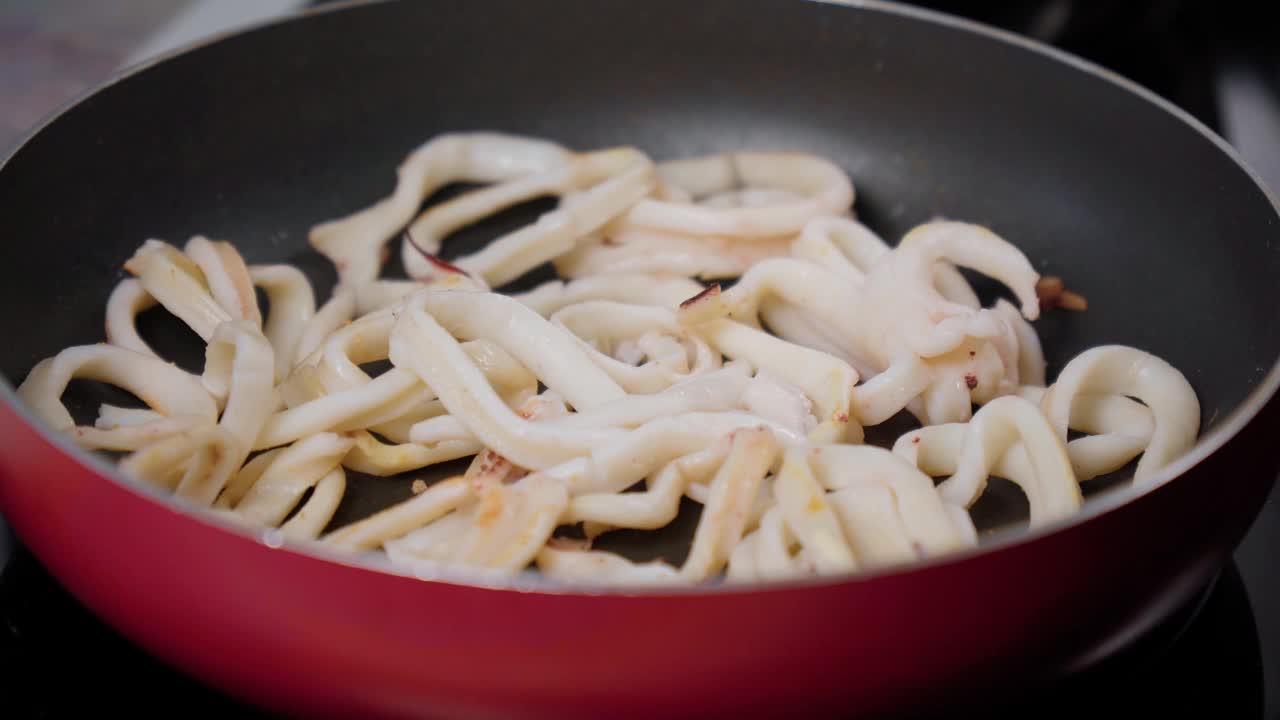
left=513, top=273, right=703, bottom=316
left=249, top=264, right=315, bottom=381
left=120, top=423, right=241, bottom=504
left=195, top=321, right=275, bottom=500
left=104, top=279, right=158, bottom=358
left=412, top=147, right=655, bottom=287
left=894, top=395, right=1082, bottom=526
left=311, top=132, right=571, bottom=288
left=693, top=317, right=860, bottom=442
left=727, top=442, right=976, bottom=581
left=536, top=547, right=683, bottom=585
left=385, top=474, right=568, bottom=574
left=683, top=219, right=1041, bottom=425
left=183, top=236, right=261, bottom=327
left=231, top=432, right=355, bottom=528
left=551, top=301, right=721, bottom=394
left=123, top=239, right=234, bottom=342
left=624, top=152, right=854, bottom=238
left=555, top=230, right=795, bottom=279
left=18, top=343, right=216, bottom=450
left=18, top=132, right=1202, bottom=588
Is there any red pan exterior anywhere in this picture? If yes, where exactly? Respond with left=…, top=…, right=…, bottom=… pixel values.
left=2, top=393, right=1275, bottom=718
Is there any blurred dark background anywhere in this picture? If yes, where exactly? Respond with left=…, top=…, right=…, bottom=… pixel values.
left=921, top=0, right=1266, bottom=128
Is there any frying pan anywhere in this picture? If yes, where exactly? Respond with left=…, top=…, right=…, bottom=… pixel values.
left=1, top=0, right=1278, bottom=717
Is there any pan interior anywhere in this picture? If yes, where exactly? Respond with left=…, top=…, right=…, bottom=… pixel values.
left=0, top=0, right=1276, bottom=561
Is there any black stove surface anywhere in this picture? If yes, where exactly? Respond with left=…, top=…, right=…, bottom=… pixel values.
left=3, top=0, right=1280, bottom=717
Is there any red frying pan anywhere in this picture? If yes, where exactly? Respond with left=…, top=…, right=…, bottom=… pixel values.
left=0, top=1, right=1277, bottom=716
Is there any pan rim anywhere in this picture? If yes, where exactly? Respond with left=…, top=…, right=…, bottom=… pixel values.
left=1, top=0, right=1277, bottom=597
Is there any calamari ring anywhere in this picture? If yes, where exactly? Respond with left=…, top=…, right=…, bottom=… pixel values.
left=408, top=148, right=655, bottom=287
left=1044, top=345, right=1198, bottom=483
left=623, top=152, right=854, bottom=238
left=18, top=344, right=216, bottom=447
left=893, top=395, right=1081, bottom=526
left=249, top=264, right=316, bottom=381
left=123, top=239, right=233, bottom=342
left=310, top=132, right=571, bottom=288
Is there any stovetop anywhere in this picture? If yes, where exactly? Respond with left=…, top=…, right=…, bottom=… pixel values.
left=2, top=0, right=1279, bottom=717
